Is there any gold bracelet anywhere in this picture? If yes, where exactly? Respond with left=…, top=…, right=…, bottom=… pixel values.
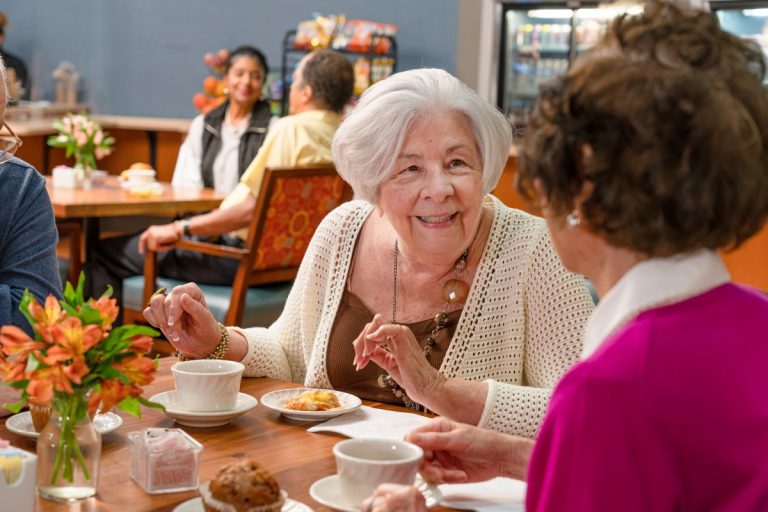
left=176, top=323, right=230, bottom=361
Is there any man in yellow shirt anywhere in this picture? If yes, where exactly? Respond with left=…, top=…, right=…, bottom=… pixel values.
left=90, top=49, right=353, bottom=303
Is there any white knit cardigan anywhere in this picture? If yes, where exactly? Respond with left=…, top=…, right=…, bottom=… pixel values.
left=236, top=197, right=594, bottom=437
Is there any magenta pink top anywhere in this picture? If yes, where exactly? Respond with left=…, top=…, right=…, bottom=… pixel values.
left=526, top=284, right=768, bottom=511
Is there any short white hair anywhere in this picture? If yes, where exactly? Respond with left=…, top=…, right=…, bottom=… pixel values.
left=332, top=68, right=513, bottom=203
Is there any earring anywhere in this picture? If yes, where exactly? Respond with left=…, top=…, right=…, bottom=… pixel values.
left=222, top=87, right=230, bottom=95
left=566, top=210, right=581, bottom=227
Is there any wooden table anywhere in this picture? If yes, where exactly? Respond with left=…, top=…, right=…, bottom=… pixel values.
left=1, top=358, right=452, bottom=512
left=46, top=176, right=224, bottom=282
left=46, top=176, right=223, bottom=219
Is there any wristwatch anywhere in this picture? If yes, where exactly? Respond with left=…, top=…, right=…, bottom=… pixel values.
left=180, top=219, right=192, bottom=237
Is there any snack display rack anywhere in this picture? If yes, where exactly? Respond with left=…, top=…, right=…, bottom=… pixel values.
left=279, top=29, right=398, bottom=116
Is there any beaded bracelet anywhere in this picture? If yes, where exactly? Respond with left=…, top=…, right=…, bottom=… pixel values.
left=176, top=322, right=230, bottom=361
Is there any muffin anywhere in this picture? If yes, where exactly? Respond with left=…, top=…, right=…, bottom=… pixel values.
left=29, top=404, right=51, bottom=433
left=200, top=459, right=286, bottom=512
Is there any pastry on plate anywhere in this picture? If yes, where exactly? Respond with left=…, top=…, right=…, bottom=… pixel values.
left=199, top=459, right=285, bottom=512
left=282, top=389, right=340, bottom=411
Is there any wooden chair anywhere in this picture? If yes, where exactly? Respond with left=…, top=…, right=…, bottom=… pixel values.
left=56, top=222, right=82, bottom=287
left=122, top=165, right=352, bottom=327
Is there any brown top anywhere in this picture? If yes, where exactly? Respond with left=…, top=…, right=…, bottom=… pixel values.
left=326, top=288, right=462, bottom=405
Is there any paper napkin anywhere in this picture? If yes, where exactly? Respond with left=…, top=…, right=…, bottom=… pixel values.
left=439, top=477, right=526, bottom=512
left=307, top=405, right=432, bottom=440
left=308, top=407, right=527, bottom=511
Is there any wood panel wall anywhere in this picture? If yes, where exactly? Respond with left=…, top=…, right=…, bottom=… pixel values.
left=493, top=156, right=768, bottom=292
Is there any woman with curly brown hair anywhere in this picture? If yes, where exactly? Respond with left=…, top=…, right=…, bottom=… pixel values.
left=362, top=3, right=768, bottom=511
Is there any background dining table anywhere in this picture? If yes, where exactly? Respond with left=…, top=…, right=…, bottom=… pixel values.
left=0, top=357, right=454, bottom=512
left=46, top=176, right=225, bottom=283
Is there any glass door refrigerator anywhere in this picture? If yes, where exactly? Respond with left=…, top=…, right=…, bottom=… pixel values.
left=711, top=0, right=768, bottom=83
left=498, top=1, right=643, bottom=131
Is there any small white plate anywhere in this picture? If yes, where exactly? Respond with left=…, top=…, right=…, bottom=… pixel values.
left=149, top=391, right=258, bottom=427
left=6, top=411, right=123, bottom=439
left=173, top=496, right=313, bottom=512
left=260, top=388, right=362, bottom=421
left=309, top=474, right=441, bottom=511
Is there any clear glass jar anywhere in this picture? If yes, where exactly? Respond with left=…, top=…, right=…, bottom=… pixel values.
left=36, top=410, right=101, bottom=502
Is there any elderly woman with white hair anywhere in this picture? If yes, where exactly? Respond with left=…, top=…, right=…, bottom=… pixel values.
left=144, top=68, right=593, bottom=436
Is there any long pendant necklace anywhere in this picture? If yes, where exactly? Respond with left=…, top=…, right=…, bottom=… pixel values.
left=378, top=240, right=471, bottom=409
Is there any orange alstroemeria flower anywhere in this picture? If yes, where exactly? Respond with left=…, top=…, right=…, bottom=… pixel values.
left=62, top=355, right=90, bottom=385
left=28, top=295, right=65, bottom=341
left=26, top=376, right=54, bottom=406
left=47, top=317, right=102, bottom=360
left=88, top=296, right=119, bottom=331
left=0, top=356, right=27, bottom=383
left=28, top=295, right=64, bottom=327
left=0, top=325, right=45, bottom=357
left=129, top=335, right=153, bottom=354
left=114, top=355, right=155, bottom=386
left=30, top=364, right=75, bottom=396
left=88, top=378, right=140, bottom=415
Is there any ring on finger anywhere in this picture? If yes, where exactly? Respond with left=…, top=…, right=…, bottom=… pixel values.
left=148, top=287, right=167, bottom=306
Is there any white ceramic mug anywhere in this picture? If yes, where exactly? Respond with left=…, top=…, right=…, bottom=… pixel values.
left=333, top=438, right=424, bottom=506
left=52, top=166, right=78, bottom=189
left=171, top=360, right=244, bottom=412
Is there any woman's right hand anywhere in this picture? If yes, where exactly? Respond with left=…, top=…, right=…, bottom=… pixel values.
left=405, top=417, right=533, bottom=484
left=143, top=282, right=220, bottom=359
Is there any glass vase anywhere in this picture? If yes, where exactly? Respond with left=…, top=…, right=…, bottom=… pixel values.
left=36, top=410, right=101, bottom=502
left=74, top=163, right=92, bottom=190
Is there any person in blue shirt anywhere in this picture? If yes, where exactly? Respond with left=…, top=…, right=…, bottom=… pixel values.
left=0, top=57, right=61, bottom=335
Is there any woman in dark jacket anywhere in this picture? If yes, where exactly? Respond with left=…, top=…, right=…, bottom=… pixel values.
left=172, top=46, right=273, bottom=194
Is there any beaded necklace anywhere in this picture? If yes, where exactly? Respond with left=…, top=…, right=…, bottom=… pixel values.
left=377, top=213, right=485, bottom=409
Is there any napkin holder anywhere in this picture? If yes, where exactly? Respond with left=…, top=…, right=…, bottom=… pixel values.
left=0, top=442, right=37, bottom=512
left=129, top=428, right=203, bottom=494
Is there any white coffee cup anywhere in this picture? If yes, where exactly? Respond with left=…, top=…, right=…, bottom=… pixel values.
left=171, top=360, right=244, bottom=412
left=333, top=438, right=424, bottom=506
left=52, top=166, right=78, bottom=189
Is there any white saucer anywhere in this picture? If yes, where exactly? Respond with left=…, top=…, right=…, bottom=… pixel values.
left=260, top=388, right=362, bottom=421
left=149, top=391, right=258, bottom=427
left=6, top=411, right=123, bottom=439
left=309, top=474, right=441, bottom=511
left=173, top=496, right=313, bottom=512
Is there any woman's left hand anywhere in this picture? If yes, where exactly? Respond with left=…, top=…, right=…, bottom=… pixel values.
left=353, top=314, right=445, bottom=406
left=360, top=483, right=427, bottom=512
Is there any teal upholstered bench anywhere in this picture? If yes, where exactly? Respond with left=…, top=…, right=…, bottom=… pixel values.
left=122, top=275, right=293, bottom=328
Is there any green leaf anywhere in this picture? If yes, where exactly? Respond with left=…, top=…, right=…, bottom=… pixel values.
left=63, top=280, right=77, bottom=303
left=97, top=366, right=124, bottom=381
left=101, top=285, right=114, bottom=299
left=3, top=397, right=27, bottom=414
left=19, top=289, right=36, bottom=332
left=116, top=396, right=141, bottom=418
left=77, top=304, right=104, bottom=325
left=112, top=324, right=160, bottom=340
left=25, top=352, right=43, bottom=372
left=75, top=272, right=86, bottom=304
left=138, top=395, right=166, bottom=412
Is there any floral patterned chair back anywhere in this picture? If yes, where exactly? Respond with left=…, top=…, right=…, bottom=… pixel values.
left=124, top=165, right=352, bottom=330
left=249, top=168, right=351, bottom=271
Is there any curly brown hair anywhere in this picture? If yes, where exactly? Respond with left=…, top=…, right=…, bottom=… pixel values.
left=517, top=1, right=768, bottom=256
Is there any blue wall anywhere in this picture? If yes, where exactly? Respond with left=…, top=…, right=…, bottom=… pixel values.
left=3, top=0, right=459, bottom=118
